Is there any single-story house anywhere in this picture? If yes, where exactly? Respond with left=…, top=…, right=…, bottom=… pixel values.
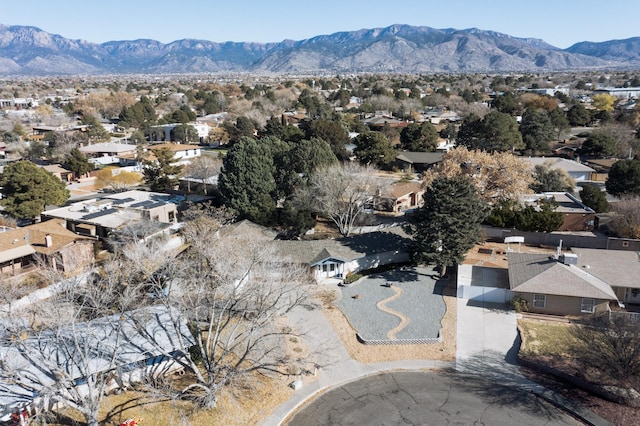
left=274, top=227, right=411, bottom=281
left=0, top=305, right=194, bottom=420
left=520, top=192, right=597, bottom=232
left=570, top=248, right=640, bottom=306
left=39, top=164, right=74, bottom=182
left=148, top=123, right=211, bottom=144
left=376, top=181, right=424, bottom=213
left=522, top=157, right=596, bottom=182
left=79, top=142, right=138, bottom=158
left=213, top=219, right=411, bottom=282
left=362, top=115, right=409, bottom=129
left=79, top=142, right=138, bottom=167
left=0, top=219, right=95, bottom=276
left=42, top=190, right=179, bottom=239
left=148, top=143, right=202, bottom=164
left=507, top=252, right=618, bottom=316
left=395, top=152, right=444, bottom=173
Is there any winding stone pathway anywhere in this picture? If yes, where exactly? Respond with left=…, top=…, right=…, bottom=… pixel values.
left=375, top=284, right=409, bottom=340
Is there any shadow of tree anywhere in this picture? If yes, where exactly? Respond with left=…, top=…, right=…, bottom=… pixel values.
left=455, top=351, right=598, bottom=422
left=336, top=231, right=412, bottom=257
left=102, top=394, right=176, bottom=425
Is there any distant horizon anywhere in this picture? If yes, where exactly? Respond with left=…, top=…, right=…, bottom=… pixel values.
left=2, top=0, right=639, bottom=49
left=3, top=21, right=638, bottom=49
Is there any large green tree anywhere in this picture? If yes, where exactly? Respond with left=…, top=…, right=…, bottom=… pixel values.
left=353, top=131, right=395, bottom=167
left=0, top=161, right=70, bottom=219
left=260, top=116, right=304, bottom=142
left=118, top=96, right=157, bottom=129
left=514, top=199, right=564, bottom=232
left=548, top=107, right=570, bottom=139
left=81, top=115, right=111, bottom=143
left=519, top=108, right=555, bottom=153
left=171, top=124, right=199, bottom=144
left=458, top=111, right=524, bottom=152
left=218, top=137, right=277, bottom=223
left=579, top=132, right=618, bottom=158
left=400, top=122, right=439, bottom=151
left=567, top=104, right=591, bottom=127
left=579, top=184, right=609, bottom=213
left=486, top=199, right=563, bottom=232
left=142, top=148, right=184, bottom=192
left=404, top=176, right=489, bottom=276
left=482, top=111, right=524, bottom=152
left=305, top=119, right=351, bottom=161
left=492, top=91, right=517, bottom=114
left=64, top=147, right=93, bottom=179
left=606, top=159, right=640, bottom=197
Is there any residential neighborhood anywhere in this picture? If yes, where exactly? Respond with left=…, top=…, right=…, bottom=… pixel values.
left=1, top=43, right=640, bottom=426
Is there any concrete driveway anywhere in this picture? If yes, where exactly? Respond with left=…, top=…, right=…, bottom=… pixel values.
left=456, top=298, right=521, bottom=378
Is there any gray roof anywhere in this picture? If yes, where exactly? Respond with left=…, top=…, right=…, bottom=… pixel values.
left=218, top=219, right=279, bottom=241
left=274, top=227, right=411, bottom=265
left=521, top=157, right=595, bottom=173
left=571, top=248, right=640, bottom=289
left=507, top=253, right=617, bottom=300
left=0, top=305, right=193, bottom=410
left=395, top=152, right=444, bottom=165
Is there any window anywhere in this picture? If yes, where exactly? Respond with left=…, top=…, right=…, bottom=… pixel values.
left=581, top=298, right=595, bottom=313
left=533, top=294, right=546, bottom=309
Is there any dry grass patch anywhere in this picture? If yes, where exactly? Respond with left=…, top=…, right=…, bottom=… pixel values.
left=518, top=319, right=578, bottom=357
left=47, top=372, right=293, bottom=426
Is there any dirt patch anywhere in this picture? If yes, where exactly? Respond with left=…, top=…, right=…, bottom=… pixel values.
left=520, top=358, right=640, bottom=426
left=463, top=242, right=560, bottom=268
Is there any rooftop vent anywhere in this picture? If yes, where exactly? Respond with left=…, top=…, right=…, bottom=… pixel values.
left=560, top=253, right=578, bottom=265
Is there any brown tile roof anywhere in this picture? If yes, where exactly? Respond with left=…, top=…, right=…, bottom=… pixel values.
left=0, top=219, right=93, bottom=257
left=386, top=181, right=422, bottom=199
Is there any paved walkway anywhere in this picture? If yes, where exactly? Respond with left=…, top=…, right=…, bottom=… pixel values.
left=375, top=284, right=409, bottom=339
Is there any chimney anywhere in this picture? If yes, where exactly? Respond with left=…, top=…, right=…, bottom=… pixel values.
left=45, top=234, right=52, bottom=248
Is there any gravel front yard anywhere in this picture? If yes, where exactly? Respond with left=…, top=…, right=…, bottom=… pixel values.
left=335, top=267, right=446, bottom=341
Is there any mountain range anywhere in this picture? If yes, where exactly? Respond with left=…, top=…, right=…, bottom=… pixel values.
left=0, top=23, right=639, bottom=76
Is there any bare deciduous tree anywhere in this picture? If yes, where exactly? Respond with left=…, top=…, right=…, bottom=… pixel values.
left=571, top=314, right=640, bottom=382
left=0, top=275, right=131, bottom=426
left=608, top=197, right=640, bottom=239
left=137, top=215, right=316, bottom=409
left=181, top=155, right=222, bottom=194
left=303, top=162, right=379, bottom=237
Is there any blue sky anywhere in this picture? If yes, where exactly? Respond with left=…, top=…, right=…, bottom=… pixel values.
left=3, top=0, right=639, bottom=49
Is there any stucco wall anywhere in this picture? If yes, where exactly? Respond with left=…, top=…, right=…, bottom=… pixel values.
left=516, top=292, right=609, bottom=316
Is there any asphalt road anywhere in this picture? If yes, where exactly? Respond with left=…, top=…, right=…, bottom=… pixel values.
left=285, top=371, right=584, bottom=426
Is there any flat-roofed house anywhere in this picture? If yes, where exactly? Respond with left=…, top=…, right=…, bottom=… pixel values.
left=42, top=190, right=178, bottom=239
